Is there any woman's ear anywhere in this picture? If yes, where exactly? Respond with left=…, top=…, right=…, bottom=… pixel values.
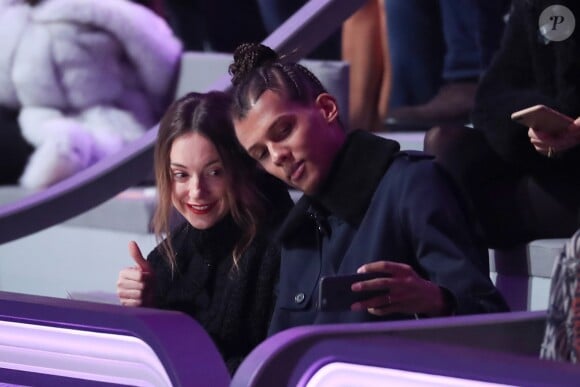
left=315, top=93, right=339, bottom=123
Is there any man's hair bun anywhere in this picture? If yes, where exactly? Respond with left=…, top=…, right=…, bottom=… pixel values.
left=229, top=43, right=279, bottom=86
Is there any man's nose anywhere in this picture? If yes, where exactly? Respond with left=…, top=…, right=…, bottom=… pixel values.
left=269, top=143, right=289, bottom=166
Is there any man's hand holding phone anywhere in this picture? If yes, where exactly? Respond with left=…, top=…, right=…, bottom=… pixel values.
left=318, top=271, right=390, bottom=312
left=350, top=261, right=450, bottom=317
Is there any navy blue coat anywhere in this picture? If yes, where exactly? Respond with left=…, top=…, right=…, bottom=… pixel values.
left=268, top=131, right=509, bottom=335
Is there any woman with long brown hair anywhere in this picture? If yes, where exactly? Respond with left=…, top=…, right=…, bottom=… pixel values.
left=117, top=91, right=293, bottom=373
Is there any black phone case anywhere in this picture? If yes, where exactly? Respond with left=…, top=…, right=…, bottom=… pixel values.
left=318, top=272, right=389, bottom=311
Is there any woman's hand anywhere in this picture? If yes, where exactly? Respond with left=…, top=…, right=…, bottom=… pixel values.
left=529, top=117, right=580, bottom=157
left=116, top=241, right=155, bottom=307
left=350, top=261, right=450, bottom=317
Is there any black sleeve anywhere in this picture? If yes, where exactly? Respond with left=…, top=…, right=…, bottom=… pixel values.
left=146, top=223, right=190, bottom=308
left=472, top=1, right=555, bottom=170
left=401, top=161, right=510, bottom=314
left=473, top=0, right=580, bottom=174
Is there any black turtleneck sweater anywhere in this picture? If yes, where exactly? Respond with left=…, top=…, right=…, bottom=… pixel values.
left=147, top=176, right=293, bottom=374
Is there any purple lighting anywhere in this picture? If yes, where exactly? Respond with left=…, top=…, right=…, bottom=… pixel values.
left=302, top=362, right=515, bottom=387
left=0, top=320, right=172, bottom=386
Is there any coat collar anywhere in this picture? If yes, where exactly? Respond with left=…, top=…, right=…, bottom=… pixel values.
left=279, top=130, right=400, bottom=240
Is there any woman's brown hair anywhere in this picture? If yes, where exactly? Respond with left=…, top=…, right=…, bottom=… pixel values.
left=153, top=91, right=267, bottom=272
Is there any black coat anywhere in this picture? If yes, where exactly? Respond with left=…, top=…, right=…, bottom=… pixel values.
left=147, top=175, right=293, bottom=374
left=473, top=0, right=580, bottom=176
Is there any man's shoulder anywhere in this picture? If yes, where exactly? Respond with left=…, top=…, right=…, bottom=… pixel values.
left=375, top=150, right=463, bottom=210
left=393, top=150, right=435, bottom=161
left=384, top=150, right=437, bottom=177
left=377, top=150, right=442, bottom=190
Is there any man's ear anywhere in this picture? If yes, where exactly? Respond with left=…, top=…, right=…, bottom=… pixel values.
left=315, top=93, right=339, bottom=123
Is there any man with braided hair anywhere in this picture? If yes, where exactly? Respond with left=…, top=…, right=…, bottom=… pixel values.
left=229, top=43, right=508, bottom=334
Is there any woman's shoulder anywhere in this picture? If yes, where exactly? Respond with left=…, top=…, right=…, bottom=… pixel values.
left=147, top=222, right=195, bottom=265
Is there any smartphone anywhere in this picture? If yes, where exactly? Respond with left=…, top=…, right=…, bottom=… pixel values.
left=511, top=104, right=574, bottom=134
left=318, top=272, right=390, bottom=312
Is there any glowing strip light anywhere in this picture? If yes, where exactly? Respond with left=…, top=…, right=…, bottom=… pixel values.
left=0, top=320, right=172, bottom=386
left=305, top=362, right=516, bottom=387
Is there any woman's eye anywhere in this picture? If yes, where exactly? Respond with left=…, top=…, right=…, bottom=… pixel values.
left=171, top=171, right=187, bottom=180
left=207, top=168, right=223, bottom=177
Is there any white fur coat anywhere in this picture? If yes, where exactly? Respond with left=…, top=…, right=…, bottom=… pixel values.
left=0, top=0, right=182, bottom=188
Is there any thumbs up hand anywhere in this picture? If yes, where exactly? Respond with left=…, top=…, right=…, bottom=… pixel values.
left=128, top=240, right=151, bottom=272
left=117, top=241, right=155, bottom=307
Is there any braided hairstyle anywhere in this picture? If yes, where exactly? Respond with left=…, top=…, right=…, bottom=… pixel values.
left=228, top=43, right=328, bottom=120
